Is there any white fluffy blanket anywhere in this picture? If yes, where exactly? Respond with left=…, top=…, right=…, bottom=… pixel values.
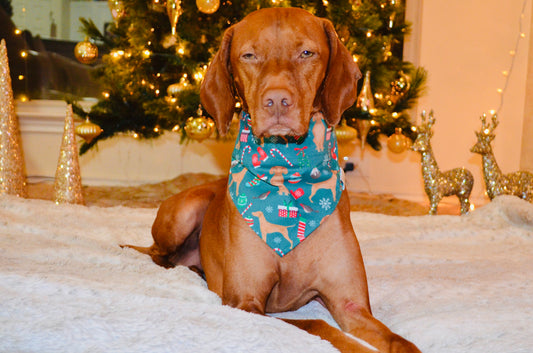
left=1, top=195, right=532, bottom=353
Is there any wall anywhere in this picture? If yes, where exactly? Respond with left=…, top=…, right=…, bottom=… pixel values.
left=345, top=0, right=533, bottom=204
left=14, top=0, right=533, bottom=206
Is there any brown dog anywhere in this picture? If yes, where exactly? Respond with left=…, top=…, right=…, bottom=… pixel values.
left=123, top=8, right=421, bottom=353
left=269, top=166, right=289, bottom=195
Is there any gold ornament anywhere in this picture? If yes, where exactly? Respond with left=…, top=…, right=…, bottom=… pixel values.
left=75, top=117, right=103, bottom=144
left=411, top=110, right=474, bottom=215
left=108, top=0, right=125, bottom=20
left=387, top=127, right=409, bottom=153
left=185, top=107, right=215, bottom=142
left=471, top=113, right=533, bottom=201
left=355, top=71, right=375, bottom=150
left=167, top=0, right=183, bottom=37
left=74, top=38, right=98, bottom=64
left=196, top=0, right=220, bottom=14
left=151, top=0, right=166, bottom=12
left=335, top=119, right=358, bottom=144
left=0, top=39, right=27, bottom=197
left=167, top=76, right=189, bottom=96
left=356, top=71, right=375, bottom=113
left=54, top=105, right=84, bottom=205
left=355, top=119, right=371, bottom=150
left=390, top=71, right=410, bottom=103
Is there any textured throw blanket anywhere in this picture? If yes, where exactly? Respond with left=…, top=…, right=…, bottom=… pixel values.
left=1, top=195, right=532, bottom=353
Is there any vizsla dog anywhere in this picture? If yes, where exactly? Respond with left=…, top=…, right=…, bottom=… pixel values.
left=123, top=8, right=421, bottom=353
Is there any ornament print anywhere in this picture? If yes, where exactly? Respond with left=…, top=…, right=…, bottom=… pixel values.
left=228, top=111, right=344, bottom=257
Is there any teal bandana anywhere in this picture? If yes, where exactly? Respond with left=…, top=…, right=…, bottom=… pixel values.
left=228, top=111, right=345, bottom=257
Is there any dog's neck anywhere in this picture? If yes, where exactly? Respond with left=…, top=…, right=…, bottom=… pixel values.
left=227, top=111, right=344, bottom=257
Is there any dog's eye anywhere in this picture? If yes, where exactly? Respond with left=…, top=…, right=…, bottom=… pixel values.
left=300, top=50, right=314, bottom=58
left=242, top=53, right=257, bottom=60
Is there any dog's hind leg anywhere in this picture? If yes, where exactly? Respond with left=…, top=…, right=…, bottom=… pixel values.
left=121, top=178, right=227, bottom=270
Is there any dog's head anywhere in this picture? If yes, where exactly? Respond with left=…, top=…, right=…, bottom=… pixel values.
left=200, top=7, right=361, bottom=138
left=269, top=166, right=288, bottom=176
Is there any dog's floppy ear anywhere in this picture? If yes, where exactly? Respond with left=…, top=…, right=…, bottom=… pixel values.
left=317, top=19, right=362, bottom=126
left=200, top=27, right=235, bottom=136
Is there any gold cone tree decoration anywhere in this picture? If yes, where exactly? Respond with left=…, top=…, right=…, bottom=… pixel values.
left=0, top=39, right=27, bottom=197
left=54, top=105, right=84, bottom=205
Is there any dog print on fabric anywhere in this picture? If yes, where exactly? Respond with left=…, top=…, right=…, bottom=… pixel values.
left=228, top=111, right=345, bottom=257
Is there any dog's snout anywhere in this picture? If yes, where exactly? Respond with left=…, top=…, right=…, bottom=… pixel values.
left=262, top=89, right=293, bottom=115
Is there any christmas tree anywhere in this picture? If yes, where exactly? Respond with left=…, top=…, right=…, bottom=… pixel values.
left=73, top=0, right=426, bottom=154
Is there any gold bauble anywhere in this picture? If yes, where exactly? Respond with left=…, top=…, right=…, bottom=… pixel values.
left=150, top=0, right=166, bottom=12
left=391, top=72, right=411, bottom=96
left=167, top=76, right=189, bottom=96
left=75, top=117, right=103, bottom=143
left=74, top=38, right=98, bottom=64
left=335, top=120, right=358, bottom=144
left=108, top=0, right=125, bottom=20
left=167, top=0, right=183, bottom=37
left=185, top=115, right=215, bottom=142
left=196, top=0, right=220, bottom=14
left=387, top=127, right=409, bottom=153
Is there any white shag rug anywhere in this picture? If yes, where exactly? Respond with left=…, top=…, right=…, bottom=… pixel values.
left=0, top=195, right=532, bottom=353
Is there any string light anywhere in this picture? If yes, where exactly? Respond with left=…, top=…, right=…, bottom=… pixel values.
left=494, top=0, right=530, bottom=115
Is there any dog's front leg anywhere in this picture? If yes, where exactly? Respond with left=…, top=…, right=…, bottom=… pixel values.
left=220, top=229, right=280, bottom=313
left=323, top=298, right=421, bottom=353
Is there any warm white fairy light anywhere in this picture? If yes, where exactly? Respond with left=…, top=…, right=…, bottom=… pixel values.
left=494, top=0, right=530, bottom=115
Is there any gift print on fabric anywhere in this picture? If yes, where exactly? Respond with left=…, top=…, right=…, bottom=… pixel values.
left=228, top=111, right=345, bottom=257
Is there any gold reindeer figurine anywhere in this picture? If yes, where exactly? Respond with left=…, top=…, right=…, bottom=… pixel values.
left=412, top=110, right=474, bottom=215
left=471, top=113, right=533, bottom=201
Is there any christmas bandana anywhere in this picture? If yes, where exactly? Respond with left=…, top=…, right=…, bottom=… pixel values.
left=228, top=111, right=344, bottom=257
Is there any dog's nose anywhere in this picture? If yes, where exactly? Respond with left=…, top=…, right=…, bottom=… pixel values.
left=263, top=89, right=293, bottom=115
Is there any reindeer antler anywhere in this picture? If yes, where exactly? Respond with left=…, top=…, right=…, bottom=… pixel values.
left=420, top=110, right=435, bottom=131
left=480, top=112, right=499, bottom=135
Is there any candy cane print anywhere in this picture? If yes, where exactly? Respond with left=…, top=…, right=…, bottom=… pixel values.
left=269, top=148, right=294, bottom=166
left=241, top=145, right=251, bottom=162
left=274, top=248, right=285, bottom=257
left=241, top=202, right=253, bottom=216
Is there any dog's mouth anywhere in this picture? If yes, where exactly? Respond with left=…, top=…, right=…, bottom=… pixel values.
left=257, top=124, right=296, bottom=137
left=249, top=113, right=310, bottom=139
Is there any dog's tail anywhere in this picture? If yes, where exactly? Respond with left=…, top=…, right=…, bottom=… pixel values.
left=120, top=243, right=176, bottom=269
left=120, top=243, right=154, bottom=255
